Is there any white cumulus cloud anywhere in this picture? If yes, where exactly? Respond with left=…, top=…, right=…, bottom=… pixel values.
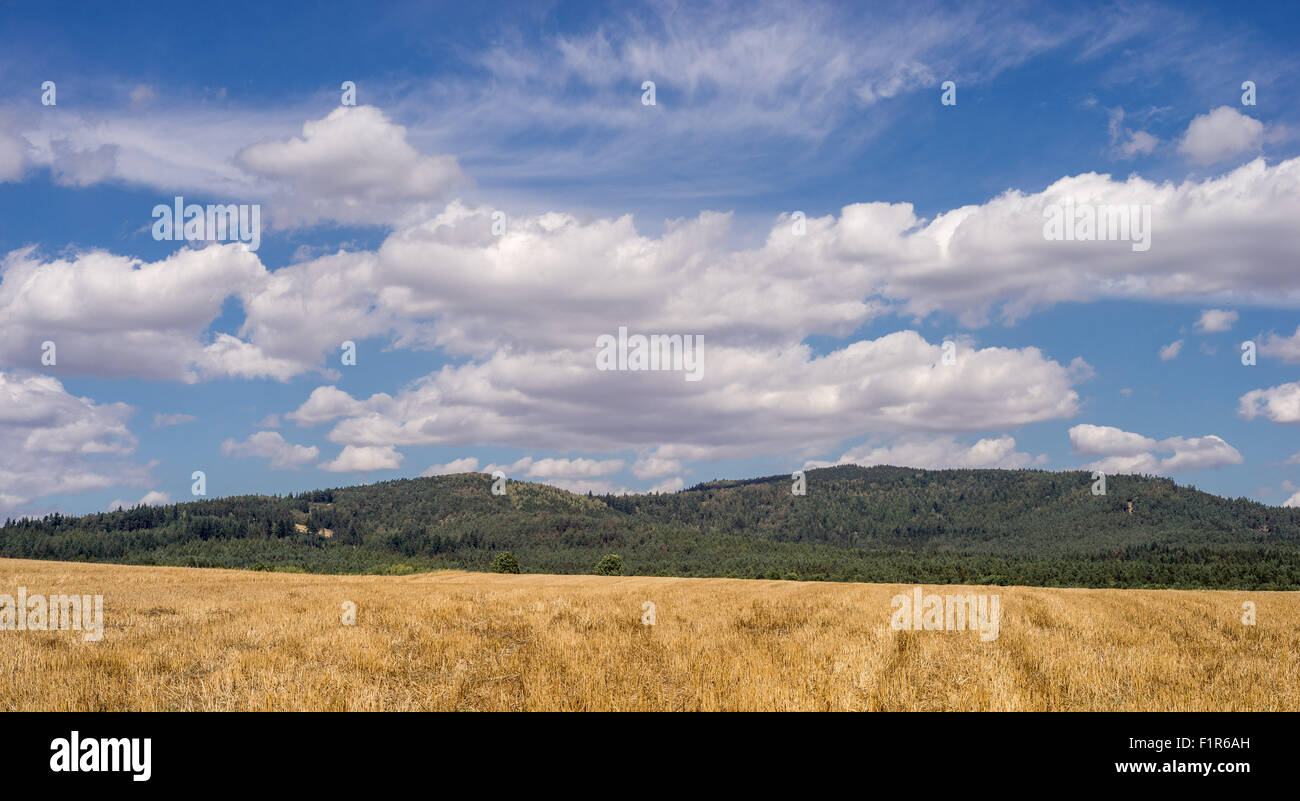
left=236, top=106, right=464, bottom=226
left=320, top=444, right=404, bottom=473
left=421, top=457, right=480, bottom=476
left=220, top=431, right=320, bottom=470
left=1070, top=424, right=1242, bottom=474
left=1195, top=309, right=1238, bottom=332
left=1179, top=106, right=1265, bottom=165
left=1239, top=381, right=1300, bottom=423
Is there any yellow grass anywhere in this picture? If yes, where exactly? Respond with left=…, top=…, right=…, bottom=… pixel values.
left=1, top=557, right=1296, bottom=711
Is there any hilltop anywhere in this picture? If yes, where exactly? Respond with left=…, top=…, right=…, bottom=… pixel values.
left=3, top=466, right=1298, bottom=589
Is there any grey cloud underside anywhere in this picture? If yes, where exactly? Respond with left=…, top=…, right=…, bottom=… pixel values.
left=289, top=334, right=1080, bottom=459
left=1, top=107, right=1297, bottom=504
left=3, top=156, right=1300, bottom=475
left=0, top=372, right=153, bottom=515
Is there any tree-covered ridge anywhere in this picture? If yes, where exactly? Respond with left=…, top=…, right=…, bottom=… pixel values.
left=3, top=466, right=1299, bottom=590
left=632, top=466, right=1300, bottom=554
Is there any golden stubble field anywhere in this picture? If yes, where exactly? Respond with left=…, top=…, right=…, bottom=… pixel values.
left=1, top=557, right=1296, bottom=711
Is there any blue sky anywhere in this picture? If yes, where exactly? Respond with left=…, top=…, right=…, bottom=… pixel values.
left=2, top=0, right=1300, bottom=517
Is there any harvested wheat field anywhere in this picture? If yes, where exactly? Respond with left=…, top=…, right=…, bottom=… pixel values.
left=1, top=557, right=1296, bottom=711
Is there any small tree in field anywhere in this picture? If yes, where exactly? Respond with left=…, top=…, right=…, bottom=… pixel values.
left=594, top=553, right=624, bottom=576
left=492, top=551, right=520, bottom=574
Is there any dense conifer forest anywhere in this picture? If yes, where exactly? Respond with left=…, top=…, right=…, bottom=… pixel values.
left=3, top=466, right=1298, bottom=590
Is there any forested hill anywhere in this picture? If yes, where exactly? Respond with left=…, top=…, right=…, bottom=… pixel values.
left=3, top=466, right=1299, bottom=590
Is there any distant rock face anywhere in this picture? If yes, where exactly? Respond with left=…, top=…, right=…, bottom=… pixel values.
left=294, top=522, right=332, bottom=537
